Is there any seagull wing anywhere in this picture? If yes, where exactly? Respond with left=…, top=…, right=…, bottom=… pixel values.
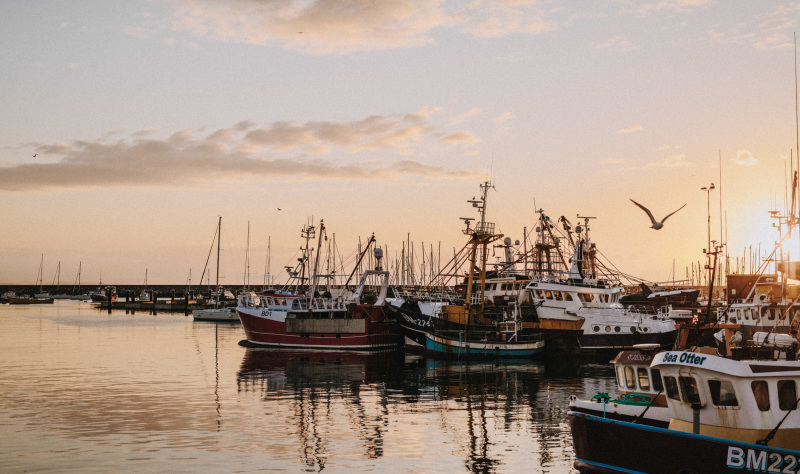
left=630, top=199, right=656, bottom=225
left=660, top=203, right=687, bottom=223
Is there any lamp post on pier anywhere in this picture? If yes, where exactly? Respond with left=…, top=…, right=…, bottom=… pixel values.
left=701, top=183, right=716, bottom=287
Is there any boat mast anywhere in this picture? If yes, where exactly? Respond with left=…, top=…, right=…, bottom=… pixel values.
left=37, top=254, right=43, bottom=292
left=245, top=221, right=250, bottom=290
left=310, top=220, right=325, bottom=298
left=216, top=216, right=221, bottom=308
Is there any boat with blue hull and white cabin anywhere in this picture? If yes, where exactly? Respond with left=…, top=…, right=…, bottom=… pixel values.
left=569, top=344, right=800, bottom=473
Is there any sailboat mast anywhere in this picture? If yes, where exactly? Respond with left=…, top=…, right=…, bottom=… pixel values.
left=245, top=221, right=250, bottom=289
left=216, top=216, right=221, bottom=289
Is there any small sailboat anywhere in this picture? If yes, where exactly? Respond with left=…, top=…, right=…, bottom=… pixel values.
left=12, top=254, right=54, bottom=304
left=194, top=217, right=238, bottom=322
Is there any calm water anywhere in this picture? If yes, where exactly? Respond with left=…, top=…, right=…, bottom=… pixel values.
left=0, top=300, right=618, bottom=473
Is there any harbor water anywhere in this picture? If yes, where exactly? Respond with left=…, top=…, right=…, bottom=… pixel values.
left=0, top=300, right=618, bottom=473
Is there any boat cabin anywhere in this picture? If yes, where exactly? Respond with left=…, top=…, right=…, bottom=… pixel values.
left=652, top=349, right=800, bottom=450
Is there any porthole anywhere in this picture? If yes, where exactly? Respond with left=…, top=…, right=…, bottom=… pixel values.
left=593, top=326, right=600, bottom=332
left=605, top=326, right=611, bottom=332
left=614, top=326, right=620, bottom=332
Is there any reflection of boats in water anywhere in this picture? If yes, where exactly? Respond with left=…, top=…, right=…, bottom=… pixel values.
left=237, top=347, right=403, bottom=388
left=237, top=348, right=402, bottom=468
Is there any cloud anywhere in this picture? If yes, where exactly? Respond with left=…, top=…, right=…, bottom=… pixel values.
left=492, top=112, right=516, bottom=124
left=454, top=0, right=561, bottom=38
left=649, top=154, right=691, bottom=168
left=0, top=112, right=474, bottom=192
left=617, top=125, right=644, bottom=134
left=734, top=150, right=757, bottom=167
left=173, top=0, right=568, bottom=54
left=448, top=108, right=481, bottom=124
left=174, top=0, right=450, bottom=54
left=601, top=158, right=624, bottom=165
left=597, top=36, right=638, bottom=52
left=440, top=131, right=479, bottom=144
left=709, top=4, right=796, bottom=51
left=635, top=0, right=709, bottom=15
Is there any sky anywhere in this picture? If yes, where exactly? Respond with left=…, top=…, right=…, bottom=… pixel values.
left=2, top=0, right=800, bottom=287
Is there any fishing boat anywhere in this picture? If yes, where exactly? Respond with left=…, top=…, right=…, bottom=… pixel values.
left=521, top=211, right=677, bottom=352
left=569, top=343, right=800, bottom=473
left=90, top=286, right=117, bottom=303
left=568, top=343, right=670, bottom=428
left=236, top=226, right=402, bottom=351
left=389, top=182, right=545, bottom=357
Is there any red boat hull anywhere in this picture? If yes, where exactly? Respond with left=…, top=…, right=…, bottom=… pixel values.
left=237, top=304, right=403, bottom=351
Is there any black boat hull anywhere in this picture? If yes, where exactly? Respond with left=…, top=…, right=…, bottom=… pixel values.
left=569, top=411, right=800, bottom=474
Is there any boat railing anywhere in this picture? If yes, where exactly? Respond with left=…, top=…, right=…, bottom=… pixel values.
left=306, top=297, right=347, bottom=311
left=528, top=272, right=621, bottom=289
left=393, top=286, right=462, bottom=304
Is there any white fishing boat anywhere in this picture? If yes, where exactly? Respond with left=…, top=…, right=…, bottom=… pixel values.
left=522, top=212, right=676, bottom=352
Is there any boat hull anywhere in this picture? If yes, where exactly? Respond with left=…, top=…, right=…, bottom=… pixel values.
left=569, top=411, right=800, bottom=474
left=385, top=301, right=464, bottom=347
left=579, top=328, right=677, bottom=351
left=237, top=305, right=403, bottom=351
left=193, top=308, right=239, bottom=322
left=425, top=331, right=544, bottom=357
left=8, top=297, right=54, bottom=304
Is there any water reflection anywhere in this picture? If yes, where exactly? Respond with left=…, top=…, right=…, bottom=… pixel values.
left=237, top=349, right=584, bottom=472
left=1, top=301, right=610, bottom=473
left=238, top=349, right=399, bottom=470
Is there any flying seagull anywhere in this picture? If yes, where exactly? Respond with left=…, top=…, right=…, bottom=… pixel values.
left=630, top=199, right=686, bottom=230
left=32, top=154, right=37, bottom=157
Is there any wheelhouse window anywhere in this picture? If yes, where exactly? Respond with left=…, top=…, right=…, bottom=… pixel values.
left=664, top=376, right=680, bottom=401
left=544, top=291, right=553, bottom=299
left=778, top=380, right=798, bottom=411
left=708, top=380, right=738, bottom=407
left=616, top=366, right=625, bottom=388
left=751, top=381, right=770, bottom=411
left=564, top=293, right=574, bottom=301
left=679, top=376, right=701, bottom=404
left=637, top=368, right=650, bottom=391
left=625, top=366, right=636, bottom=389
left=651, top=369, right=664, bottom=392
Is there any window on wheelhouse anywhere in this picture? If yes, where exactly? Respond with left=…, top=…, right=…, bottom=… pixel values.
left=664, top=376, right=680, bottom=401
left=708, top=380, right=738, bottom=407
left=651, top=369, right=663, bottom=392
left=616, top=366, right=625, bottom=388
left=679, top=376, right=701, bottom=404
left=625, top=367, right=636, bottom=390
left=751, top=381, right=770, bottom=411
left=778, top=380, right=797, bottom=411
left=637, top=368, right=650, bottom=391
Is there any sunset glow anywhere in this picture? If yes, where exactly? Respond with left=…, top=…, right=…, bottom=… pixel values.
left=2, top=1, right=800, bottom=285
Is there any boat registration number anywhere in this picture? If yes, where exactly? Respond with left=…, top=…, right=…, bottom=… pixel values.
left=727, top=447, right=798, bottom=473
